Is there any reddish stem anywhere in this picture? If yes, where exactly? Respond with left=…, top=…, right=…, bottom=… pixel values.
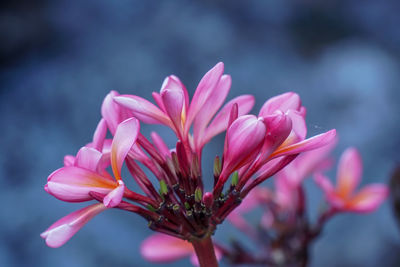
left=191, top=236, right=219, bottom=267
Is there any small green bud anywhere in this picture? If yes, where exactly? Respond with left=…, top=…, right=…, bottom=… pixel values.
left=231, top=171, right=239, bottom=186
left=213, top=156, right=221, bottom=177
left=159, top=180, right=168, bottom=195
left=195, top=187, right=203, bottom=203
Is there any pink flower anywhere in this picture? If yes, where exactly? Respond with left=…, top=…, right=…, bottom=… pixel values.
left=41, top=203, right=107, bottom=248
left=141, top=233, right=222, bottom=266
left=314, top=147, right=388, bottom=213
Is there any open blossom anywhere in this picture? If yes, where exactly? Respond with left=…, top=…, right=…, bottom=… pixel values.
left=314, top=147, right=388, bottom=213
left=42, top=62, right=336, bottom=266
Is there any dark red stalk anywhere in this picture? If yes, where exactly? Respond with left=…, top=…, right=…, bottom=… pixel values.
left=191, top=236, right=219, bottom=267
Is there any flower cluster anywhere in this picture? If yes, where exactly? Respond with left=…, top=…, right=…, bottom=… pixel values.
left=139, top=146, right=388, bottom=266
left=41, top=63, right=336, bottom=266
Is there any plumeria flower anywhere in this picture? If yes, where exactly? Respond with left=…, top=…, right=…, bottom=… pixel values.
left=141, top=233, right=223, bottom=266
left=314, top=147, right=388, bottom=213
left=42, top=62, right=336, bottom=267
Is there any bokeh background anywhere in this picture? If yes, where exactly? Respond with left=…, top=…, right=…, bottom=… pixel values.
left=1, top=1, right=400, bottom=266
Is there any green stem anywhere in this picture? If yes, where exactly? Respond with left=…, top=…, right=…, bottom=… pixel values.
left=191, top=236, right=218, bottom=267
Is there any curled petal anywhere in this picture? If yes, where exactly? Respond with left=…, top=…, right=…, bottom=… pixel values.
left=161, top=88, right=185, bottom=134
left=222, top=115, right=266, bottom=177
left=111, top=118, right=140, bottom=180
left=114, top=95, right=171, bottom=126
left=259, top=92, right=301, bottom=117
left=161, top=75, right=189, bottom=109
left=41, top=203, right=107, bottom=248
left=46, top=167, right=116, bottom=202
left=103, top=180, right=125, bottom=208
left=347, top=184, right=388, bottom=213
left=101, top=91, right=122, bottom=135
left=141, top=234, right=194, bottom=263
left=270, top=129, right=337, bottom=159
left=337, top=147, right=362, bottom=198
left=202, top=94, right=255, bottom=146
left=74, top=147, right=102, bottom=172
left=185, top=62, right=224, bottom=134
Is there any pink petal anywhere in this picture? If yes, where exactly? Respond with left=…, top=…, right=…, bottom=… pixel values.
left=202, top=94, right=255, bottom=146
left=193, top=74, right=231, bottom=148
left=286, top=110, right=307, bottom=142
left=141, top=233, right=193, bottom=263
left=161, top=75, right=189, bottom=110
left=185, top=62, right=224, bottom=134
left=347, top=184, right=388, bottom=213
left=74, top=147, right=103, bottom=172
left=314, top=173, right=335, bottom=195
left=41, top=203, right=107, bottom=248
left=101, top=91, right=122, bottom=135
left=337, top=147, right=363, bottom=198
left=103, top=180, right=125, bottom=208
left=63, top=155, right=75, bottom=166
left=151, top=132, right=171, bottom=159
left=91, top=119, right=107, bottom=151
left=259, top=92, right=301, bottom=117
left=113, top=95, right=172, bottom=126
left=161, top=88, right=185, bottom=134
left=111, top=118, right=140, bottom=180
left=270, top=129, right=337, bottom=159
left=46, top=167, right=116, bottom=202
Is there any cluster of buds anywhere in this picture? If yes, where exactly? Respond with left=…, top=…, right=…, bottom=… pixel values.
left=41, top=63, right=336, bottom=266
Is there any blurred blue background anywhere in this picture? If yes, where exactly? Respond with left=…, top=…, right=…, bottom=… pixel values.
left=1, top=0, right=400, bottom=266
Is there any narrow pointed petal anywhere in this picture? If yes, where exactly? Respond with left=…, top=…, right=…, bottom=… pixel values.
left=161, top=75, right=189, bottom=109
left=101, top=91, right=122, bottom=135
left=114, top=95, right=171, bottom=126
left=111, top=118, right=140, bottom=180
left=202, top=94, right=255, bottom=146
left=314, top=173, right=335, bottom=195
left=337, top=147, right=363, bottom=198
left=193, top=74, right=231, bottom=147
left=46, top=167, right=116, bottom=202
left=91, top=119, right=107, bottom=151
left=74, top=147, right=103, bottom=172
left=185, top=62, right=224, bottom=133
left=141, top=234, right=193, bottom=263
left=259, top=92, right=301, bottom=116
left=347, top=184, right=388, bottom=213
left=151, top=132, right=171, bottom=159
left=270, top=129, right=336, bottom=159
left=103, top=180, right=125, bottom=208
left=41, top=203, right=107, bottom=248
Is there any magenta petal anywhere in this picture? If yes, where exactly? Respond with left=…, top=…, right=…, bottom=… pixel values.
left=74, top=147, right=103, bottom=172
left=141, top=233, right=193, bottom=263
left=259, top=92, right=301, bottom=116
left=161, top=75, right=189, bottom=109
left=314, top=173, right=335, bottom=195
left=46, top=167, right=116, bottom=202
left=348, top=184, right=389, bottom=213
left=41, top=203, right=107, bottom=248
left=91, top=119, right=107, bottom=151
left=101, top=91, right=122, bottom=135
left=337, top=147, right=363, bottom=197
left=185, top=62, right=224, bottom=133
left=222, top=115, right=266, bottom=177
left=114, top=95, right=171, bottom=126
left=286, top=110, right=307, bottom=142
left=271, top=129, right=337, bottom=158
left=193, top=74, right=231, bottom=148
left=63, top=155, right=75, bottom=166
left=202, top=94, right=255, bottom=147
left=161, top=88, right=185, bottom=134
left=103, top=180, right=125, bottom=208
left=111, top=118, right=140, bottom=179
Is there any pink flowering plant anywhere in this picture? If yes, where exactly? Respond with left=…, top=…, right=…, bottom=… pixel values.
left=42, top=62, right=352, bottom=266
